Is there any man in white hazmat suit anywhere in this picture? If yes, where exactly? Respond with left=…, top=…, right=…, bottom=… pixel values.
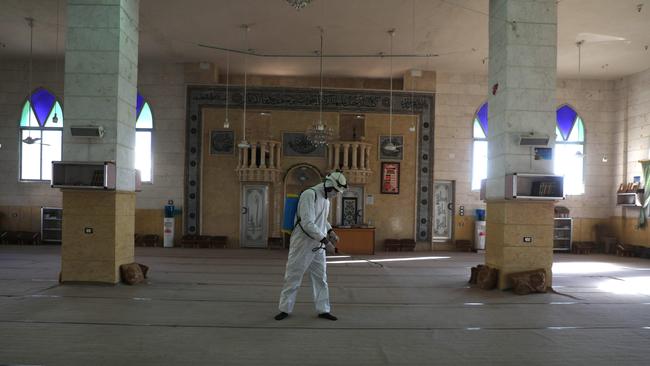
left=274, top=171, right=347, bottom=321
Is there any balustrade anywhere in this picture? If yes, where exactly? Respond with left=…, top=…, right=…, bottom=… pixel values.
left=327, top=141, right=373, bottom=184
left=236, top=140, right=282, bottom=182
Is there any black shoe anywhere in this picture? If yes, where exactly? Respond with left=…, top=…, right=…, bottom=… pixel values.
left=318, top=312, right=337, bottom=321
left=274, top=312, right=289, bottom=320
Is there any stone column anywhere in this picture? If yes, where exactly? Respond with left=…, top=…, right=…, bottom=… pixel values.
left=242, top=146, right=249, bottom=169
left=485, top=0, right=557, bottom=289
left=327, top=144, right=333, bottom=170
left=249, top=143, right=257, bottom=168
left=351, top=143, right=358, bottom=170
left=342, top=143, right=350, bottom=170
left=259, top=142, right=267, bottom=168
left=365, top=147, right=371, bottom=170
left=269, top=142, right=275, bottom=169
left=61, top=0, right=139, bottom=284
left=334, top=144, right=341, bottom=170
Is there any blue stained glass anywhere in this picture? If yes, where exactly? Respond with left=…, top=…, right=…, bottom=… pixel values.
left=556, top=105, right=577, bottom=141
left=476, top=102, right=488, bottom=135
left=136, top=93, right=145, bottom=119
left=136, top=102, right=153, bottom=129
left=30, top=88, right=56, bottom=127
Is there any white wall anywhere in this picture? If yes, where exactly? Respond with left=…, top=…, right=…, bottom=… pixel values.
left=616, top=68, right=650, bottom=218
left=433, top=71, right=622, bottom=219
left=2, top=59, right=649, bottom=221
left=0, top=60, right=63, bottom=207
left=136, top=63, right=186, bottom=209
left=0, top=60, right=186, bottom=210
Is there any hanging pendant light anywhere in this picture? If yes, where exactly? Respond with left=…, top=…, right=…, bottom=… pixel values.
left=237, top=25, right=250, bottom=149
left=305, top=27, right=333, bottom=147
left=408, top=0, right=416, bottom=133
left=384, top=29, right=398, bottom=153
left=224, top=49, right=230, bottom=129
left=52, top=0, right=60, bottom=124
left=22, top=17, right=42, bottom=145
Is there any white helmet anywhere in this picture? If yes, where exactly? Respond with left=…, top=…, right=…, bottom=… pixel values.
left=324, top=171, right=348, bottom=193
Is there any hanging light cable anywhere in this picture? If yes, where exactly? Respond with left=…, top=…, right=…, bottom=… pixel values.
left=576, top=40, right=584, bottom=74
left=384, top=29, right=398, bottom=152
left=409, top=0, right=416, bottom=133
left=305, top=27, right=333, bottom=147
left=22, top=17, right=39, bottom=145
left=237, top=25, right=250, bottom=149
left=52, top=0, right=60, bottom=124
left=224, top=50, right=230, bottom=128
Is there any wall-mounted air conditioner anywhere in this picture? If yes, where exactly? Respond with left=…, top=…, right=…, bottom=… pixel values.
left=70, top=126, right=104, bottom=138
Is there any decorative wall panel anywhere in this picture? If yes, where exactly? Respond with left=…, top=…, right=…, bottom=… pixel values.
left=186, top=86, right=434, bottom=241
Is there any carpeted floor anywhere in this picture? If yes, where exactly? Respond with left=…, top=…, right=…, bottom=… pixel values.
left=1, top=246, right=649, bottom=365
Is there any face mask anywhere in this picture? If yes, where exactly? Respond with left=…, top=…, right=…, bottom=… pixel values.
left=325, top=189, right=338, bottom=199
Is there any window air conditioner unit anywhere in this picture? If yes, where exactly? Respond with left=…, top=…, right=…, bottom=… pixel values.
left=70, top=126, right=105, bottom=138
left=518, top=134, right=549, bottom=146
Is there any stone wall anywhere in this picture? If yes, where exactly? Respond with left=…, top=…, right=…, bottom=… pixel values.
left=2, top=59, right=650, bottom=247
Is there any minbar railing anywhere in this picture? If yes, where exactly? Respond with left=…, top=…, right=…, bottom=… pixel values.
left=236, top=140, right=282, bottom=182
left=327, top=141, right=373, bottom=185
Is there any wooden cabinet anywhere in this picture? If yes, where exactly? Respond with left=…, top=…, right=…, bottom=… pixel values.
left=334, top=227, right=375, bottom=255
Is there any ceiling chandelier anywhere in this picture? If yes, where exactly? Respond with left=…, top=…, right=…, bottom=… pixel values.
left=286, top=0, right=314, bottom=10
left=305, top=27, right=334, bottom=147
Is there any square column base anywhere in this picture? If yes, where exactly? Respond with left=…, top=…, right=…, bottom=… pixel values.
left=61, top=191, right=135, bottom=284
left=485, top=200, right=554, bottom=290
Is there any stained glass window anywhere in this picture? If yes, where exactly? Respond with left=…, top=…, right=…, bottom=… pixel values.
left=19, top=88, right=63, bottom=181
left=472, top=102, right=488, bottom=190
left=135, top=93, right=153, bottom=182
left=554, top=105, right=585, bottom=195
left=470, top=102, right=585, bottom=195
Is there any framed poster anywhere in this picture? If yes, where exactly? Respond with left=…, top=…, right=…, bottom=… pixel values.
left=381, top=162, right=400, bottom=194
left=282, top=132, right=327, bottom=157
left=379, top=135, right=403, bottom=161
left=210, top=130, right=235, bottom=155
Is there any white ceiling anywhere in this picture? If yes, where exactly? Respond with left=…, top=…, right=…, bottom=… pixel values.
left=1, top=0, right=649, bottom=80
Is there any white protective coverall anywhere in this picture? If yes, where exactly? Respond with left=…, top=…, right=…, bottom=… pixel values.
left=278, top=183, right=332, bottom=314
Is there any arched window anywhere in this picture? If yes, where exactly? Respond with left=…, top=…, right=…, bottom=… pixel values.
left=470, top=103, right=585, bottom=195
left=19, top=88, right=63, bottom=181
left=554, top=105, right=585, bottom=195
left=135, top=92, right=153, bottom=182
left=471, top=102, right=488, bottom=191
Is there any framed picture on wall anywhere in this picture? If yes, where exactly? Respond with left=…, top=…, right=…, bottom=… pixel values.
left=381, top=162, right=400, bottom=194
left=210, top=130, right=235, bottom=155
left=342, top=197, right=358, bottom=226
left=282, top=132, right=327, bottom=157
left=378, top=135, right=403, bottom=161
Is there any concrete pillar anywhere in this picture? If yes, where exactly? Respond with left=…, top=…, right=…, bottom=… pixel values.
left=61, top=0, right=139, bottom=284
left=486, top=0, right=557, bottom=289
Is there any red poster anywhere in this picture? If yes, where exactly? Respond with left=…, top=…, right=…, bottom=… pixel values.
left=381, top=162, right=400, bottom=194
